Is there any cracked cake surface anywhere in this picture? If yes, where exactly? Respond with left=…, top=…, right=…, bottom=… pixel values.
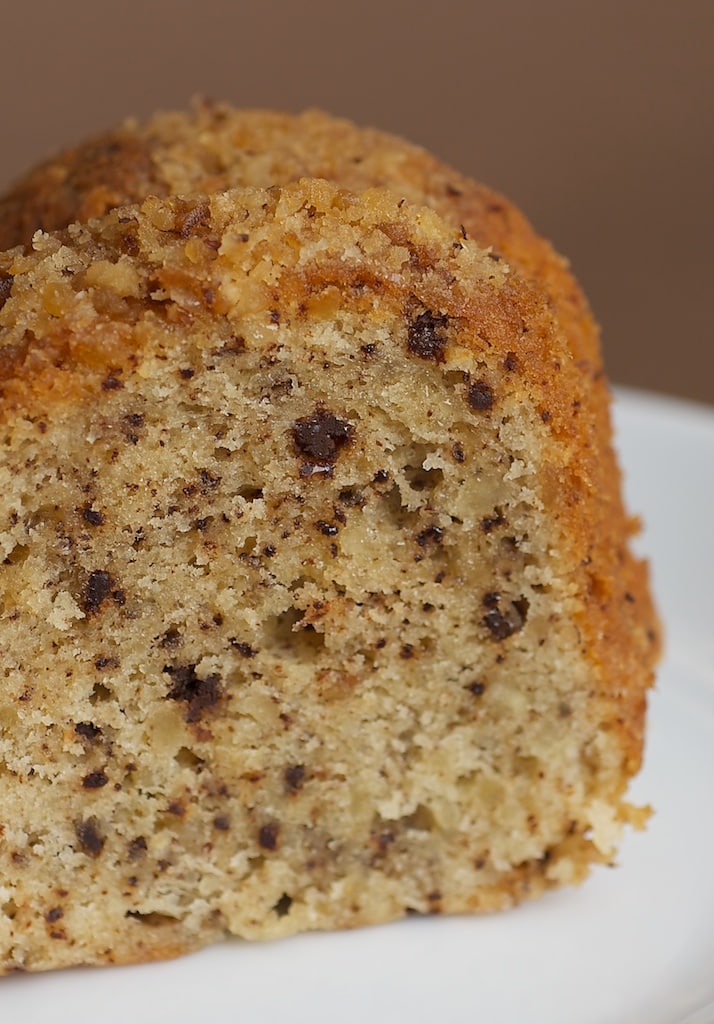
left=0, top=173, right=657, bottom=973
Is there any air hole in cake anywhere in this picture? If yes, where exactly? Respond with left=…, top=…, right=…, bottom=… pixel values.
left=89, top=682, right=113, bottom=705
left=26, top=503, right=63, bottom=530
left=402, top=803, right=437, bottom=832
left=174, top=747, right=205, bottom=769
left=3, top=544, right=29, bottom=566
left=156, top=810, right=186, bottom=832
left=238, top=536, right=258, bottom=559
left=273, top=893, right=293, bottom=918
left=265, top=608, right=326, bottom=658
left=382, top=485, right=421, bottom=532
left=158, top=626, right=183, bottom=648
left=1, top=901, right=18, bottom=920
left=125, top=911, right=180, bottom=926
left=236, top=483, right=263, bottom=502
left=338, top=487, right=365, bottom=507
left=402, top=447, right=443, bottom=493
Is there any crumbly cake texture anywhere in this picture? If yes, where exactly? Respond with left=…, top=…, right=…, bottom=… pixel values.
left=0, top=179, right=657, bottom=974
left=0, top=104, right=635, bottom=635
left=0, top=103, right=600, bottom=384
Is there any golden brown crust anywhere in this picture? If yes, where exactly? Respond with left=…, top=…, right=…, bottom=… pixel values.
left=0, top=102, right=599, bottom=379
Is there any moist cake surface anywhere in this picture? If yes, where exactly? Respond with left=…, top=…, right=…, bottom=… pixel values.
left=0, top=179, right=657, bottom=973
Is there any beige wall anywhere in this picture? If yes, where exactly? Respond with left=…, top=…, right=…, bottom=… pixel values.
left=1, top=0, right=711, bottom=405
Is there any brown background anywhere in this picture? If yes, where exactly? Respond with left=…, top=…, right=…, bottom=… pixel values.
left=1, top=0, right=712, bottom=405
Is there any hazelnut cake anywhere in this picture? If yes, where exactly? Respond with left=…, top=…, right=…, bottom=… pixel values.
left=0, top=124, right=658, bottom=975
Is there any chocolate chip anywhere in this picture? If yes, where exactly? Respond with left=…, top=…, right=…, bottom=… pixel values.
left=338, top=488, right=365, bottom=506
left=416, top=526, right=444, bottom=547
left=481, top=593, right=529, bottom=640
left=467, top=380, right=494, bottom=411
left=213, top=816, right=230, bottom=831
left=284, top=764, right=305, bottom=791
left=258, top=822, right=280, bottom=851
left=45, top=907, right=64, bottom=923
left=481, top=511, right=505, bottom=534
left=128, top=836, right=147, bottom=860
left=0, top=274, right=14, bottom=310
left=95, top=655, right=119, bottom=670
left=503, top=352, right=519, bottom=372
left=75, top=817, right=105, bottom=857
left=82, top=507, right=105, bottom=526
left=101, top=375, right=123, bottom=392
left=452, top=442, right=465, bottom=463
left=82, top=571, right=114, bottom=614
left=230, top=639, right=257, bottom=657
left=199, top=469, right=220, bottom=490
left=407, top=310, right=448, bottom=362
left=164, top=663, right=222, bottom=723
left=316, top=520, right=339, bottom=536
left=123, top=413, right=143, bottom=438
left=82, top=771, right=109, bottom=789
left=467, top=681, right=486, bottom=696
left=179, top=367, right=195, bottom=380
left=292, top=409, right=354, bottom=470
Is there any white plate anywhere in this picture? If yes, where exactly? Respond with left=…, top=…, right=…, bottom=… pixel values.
left=3, top=389, right=714, bottom=1024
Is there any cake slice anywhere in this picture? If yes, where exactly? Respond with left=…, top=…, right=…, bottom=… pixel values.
left=0, top=103, right=637, bottom=660
left=0, top=179, right=657, bottom=974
